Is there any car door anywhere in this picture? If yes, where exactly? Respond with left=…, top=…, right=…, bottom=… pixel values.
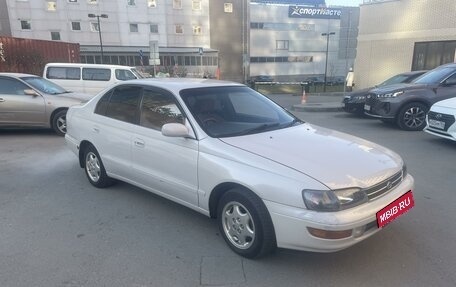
left=91, top=85, right=142, bottom=178
left=0, top=77, right=46, bottom=125
left=130, top=87, right=199, bottom=207
left=435, top=72, right=456, bottom=103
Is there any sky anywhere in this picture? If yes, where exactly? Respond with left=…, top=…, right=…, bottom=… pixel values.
left=325, top=0, right=364, bottom=7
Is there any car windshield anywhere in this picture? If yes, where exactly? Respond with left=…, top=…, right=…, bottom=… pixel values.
left=180, top=86, right=301, bottom=138
left=131, top=68, right=143, bottom=79
left=413, top=67, right=455, bottom=84
left=379, top=74, right=411, bottom=86
left=21, top=76, right=68, bottom=94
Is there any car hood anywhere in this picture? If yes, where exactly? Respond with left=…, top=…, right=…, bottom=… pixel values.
left=221, top=123, right=403, bottom=190
left=432, top=97, right=456, bottom=109
left=58, top=92, right=93, bottom=102
left=371, top=83, right=431, bottom=94
left=346, top=87, right=371, bottom=98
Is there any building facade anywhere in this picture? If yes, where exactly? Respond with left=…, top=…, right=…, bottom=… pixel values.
left=0, top=0, right=219, bottom=77
left=355, top=0, right=456, bottom=89
left=249, top=0, right=359, bottom=82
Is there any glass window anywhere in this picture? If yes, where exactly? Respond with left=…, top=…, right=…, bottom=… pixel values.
left=127, top=0, right=135, bottom=6
left=105, top=86, right=142, bottom=124
left=147, top=0, right=156, bottom=7
left=140, top=89, right=184, bottom=130
left=90, top=22, right=99, bottom=32
left=175, top=24, right=183, bottom=34
left=192, top=0, right=201, bottom=10
left=150, top=24, right=158, bottom=33
left=21, top=76, right=68, bottom=94
left=224, top=3, right=233, bottom=13
left=95, top=89, right=113, bottom=115
left=46, top=67, right=80, bottom=80
left=20, top=20, right=31, bottom=30
left=0, top=78, right=29, bottom=95
left=173, top=0, right=182, bottom=9
left=193, top=25, right=202, bottom=35
left=71, top=21, right=81, bottom=31
left=51, top=32, right=60, bottom=40
left=82, top=68, right=111, bottom=81
left=276, top=40, right=289, bottom=50
left=130, top=23, right=139, bottom=33
left=414, top=67, right=456, bottom=84
left=47, top=1, right=57, bottom=11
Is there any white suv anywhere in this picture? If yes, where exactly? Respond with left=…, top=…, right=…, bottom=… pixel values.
left=424, top=98, right=456, bottom=141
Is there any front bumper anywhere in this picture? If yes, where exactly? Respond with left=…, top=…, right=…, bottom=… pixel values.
left=364, top=97, right=401, bottom=119
left=424, top=112, right=456, bottom=141
left=264, top=174, right=414, bottom=252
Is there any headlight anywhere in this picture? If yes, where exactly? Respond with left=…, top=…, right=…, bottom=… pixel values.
left=303, top=188, right=368, bottom=212
left=377, top=91, right=404, bottom=98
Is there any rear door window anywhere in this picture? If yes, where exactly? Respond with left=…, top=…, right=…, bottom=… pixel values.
left=104, top=85, right=142, bottom=124
left=46, top=67, right=80, bottom=80
left=82, top=68, right=111, bottom=81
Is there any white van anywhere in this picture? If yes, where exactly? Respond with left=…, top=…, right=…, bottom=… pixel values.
left=43, top=63, right=143, bottom=95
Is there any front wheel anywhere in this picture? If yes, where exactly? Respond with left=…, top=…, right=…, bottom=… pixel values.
left=217, top=188, right=276, bottom=258
left=83, top=145, right=114, bottom=188
left=51, top=109, right=67, bottom=136
left=396, top=102, right=428, bottom=131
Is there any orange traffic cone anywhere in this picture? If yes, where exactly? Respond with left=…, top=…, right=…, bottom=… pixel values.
left=301, top=90, right=307, bottom=104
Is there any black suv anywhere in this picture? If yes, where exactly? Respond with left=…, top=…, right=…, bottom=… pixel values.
left=364, top=63, right=456, bottom=131
left=343, top=71, right=426, bottom=115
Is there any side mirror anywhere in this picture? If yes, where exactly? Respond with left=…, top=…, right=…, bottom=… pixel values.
left=161, top=123, right=191, bottom=138
left=24, top=89, right=40, bottom=97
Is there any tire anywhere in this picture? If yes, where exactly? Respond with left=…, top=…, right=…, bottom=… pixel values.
left=396, top=102, right=428, bottom=131
left=83, top=145, right=114, bottom=188
left=51, top=109, right=67, bottom=136
left=217, top=188, right=276, bottom=258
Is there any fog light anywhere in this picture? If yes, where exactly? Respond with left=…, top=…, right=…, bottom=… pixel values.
left=307, top=227, right=352, bottom=239
left=353, top=225, right=366, bottom=238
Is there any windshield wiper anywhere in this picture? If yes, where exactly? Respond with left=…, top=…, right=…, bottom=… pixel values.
left=239, top=122, right=281, bottom=136
left=283, top=118, right=303, bottom=128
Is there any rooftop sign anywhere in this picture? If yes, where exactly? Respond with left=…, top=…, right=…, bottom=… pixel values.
left=288, top=5, right=342, bottom=19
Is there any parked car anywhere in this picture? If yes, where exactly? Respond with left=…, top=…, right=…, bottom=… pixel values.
left=43, top=63, right=143, bottom=95
left=251, top=75, right=274, bottom=82
left=424, top=97, right=456, bottom=141
left=343, top=71, right=427, bottom=115
left=0, top=73, right=92, bottom=135
left=65, top=78, right=414, bottom=258
left=364, top=63, right=456, bottom=130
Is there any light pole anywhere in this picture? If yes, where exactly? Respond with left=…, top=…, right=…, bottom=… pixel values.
left=88, top=13, right=108, bottom=64
left=321, top=32, right=335, bottom=92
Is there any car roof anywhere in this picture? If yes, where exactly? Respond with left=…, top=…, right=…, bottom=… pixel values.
left=45, top=63, right=136, bottom=69
left=0, top=72, right=38, bottom=78
left=121, top=78, right=244, bottom=92
left=401, top=70, right=427, bottom=76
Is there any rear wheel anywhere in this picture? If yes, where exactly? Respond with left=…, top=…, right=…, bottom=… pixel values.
left=83, top=145, right=114, bottom=188
left=51, top=109, right=67, bottom=136
left=396, top=102, right=428, bottom=131
left=217, top=188, right=276, bottom=258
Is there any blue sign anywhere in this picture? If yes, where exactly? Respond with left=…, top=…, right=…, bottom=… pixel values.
left=139, top=49, right=143, bottom=57
left=289, top=5, right=342, bottom=19
left=198, top=47, right=203, bottom=55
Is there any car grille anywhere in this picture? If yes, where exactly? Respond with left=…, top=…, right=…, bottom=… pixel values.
left=427, top=111, right=455, bottom=132
left=365, top=94, right=379, bottom=106
left=364, top=169, right=404, bottom=200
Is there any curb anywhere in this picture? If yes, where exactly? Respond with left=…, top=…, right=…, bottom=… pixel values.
left=292, top=103, right=344, bottom=112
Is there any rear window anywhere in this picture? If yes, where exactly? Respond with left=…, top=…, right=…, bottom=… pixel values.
left=82, top=68, right=111, bottom=81
left=46, top=67, right=80, bottom=80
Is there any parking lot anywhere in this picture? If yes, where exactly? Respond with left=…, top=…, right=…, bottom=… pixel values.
left=1, top=95, right=455, bottom=287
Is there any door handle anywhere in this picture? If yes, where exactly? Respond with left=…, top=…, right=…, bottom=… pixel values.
left=134, top=139, right=145, bottom=148
left=0, top=98, right=5, bottom=102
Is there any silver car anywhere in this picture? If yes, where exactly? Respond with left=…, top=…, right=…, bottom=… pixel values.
left=0, top=73, right=92, bottom=135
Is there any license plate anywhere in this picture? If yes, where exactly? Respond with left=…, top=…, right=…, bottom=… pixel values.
left=429, top=119, right=445, bottom=130
left=376, top=191, right=414, bottom=228
left=364, top=104, right=371, bottom=111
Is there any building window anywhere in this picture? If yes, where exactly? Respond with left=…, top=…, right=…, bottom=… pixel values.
left=51, top=31, right=61, bottom=40
left=20, top=20, right=31, bottom=30
left=150, top=24, right=158, bottom=33
left=173, top=0, right=182, bottom=9
left=127, top=0, right=136, bottom=6
left=276, top=40, right=289, bottom=50
left=193, top=25, right=202, bottom=35
left=224, top=3, right=233, bottom=13
left=71, top=21, right=81, bottom=31
left=47, top=1, right=57, bottom=11
left=412, top=41, right=456, bottom=71
left=88, top=0, right=97, bottom=4
left=192, top=0, right=201, bottom=10
left=90, top=22, right=99, bottom=32
left=147, top=0, right=156, bottom=7
left=130, top=23, right=139, bottom=32
left=175, top=24, right=183, bottom=34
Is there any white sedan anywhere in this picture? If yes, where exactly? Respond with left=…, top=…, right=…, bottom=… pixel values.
left=65, top=78, right=414, bottom=258
left=424, top=97, right=456, bottom=141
